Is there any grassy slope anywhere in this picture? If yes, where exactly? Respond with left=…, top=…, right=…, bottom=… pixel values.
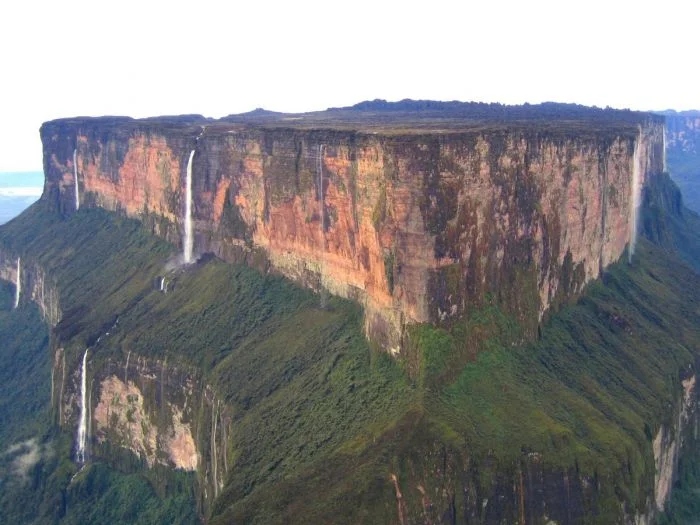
left=0, top=202, right=416, bottom=523
left=0, top=282, right=52, bottom=523
left=213, top=175, right=700, bottom=523
left=0, top=283, right=50, bottom=447
left=642, top=173, right=700, bottom=524
left=0, top=207, right=201, bottom=524
left=208, top=176, right=700, bottom=522
left=1, top=170, right=700, bottom=523
left=212, top=236, right=700, bottom=524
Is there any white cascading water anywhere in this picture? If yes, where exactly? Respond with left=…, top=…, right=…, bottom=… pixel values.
left=663, top=126, right=668, bottom=173
left=318, top=144, right=324, bottom=235
left=318, top=144, right=327, bottom=309
left=124, top=350, right=131, bottom=384
left=77, top=349, right=88, bottom=463
left=14, top=257, right=20, bottom=309
left=629, top=135, right=642, bottom=263
left=211, top=399, right=219, bottom=496
left=183, top=150, right=195, bottom=264
left=73, top=149, right=80, bottom=211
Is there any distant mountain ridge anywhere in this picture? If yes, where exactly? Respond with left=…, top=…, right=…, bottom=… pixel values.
left=657, top=109, right=700, bottom=117
left=656, top=110, right=700, bottom=212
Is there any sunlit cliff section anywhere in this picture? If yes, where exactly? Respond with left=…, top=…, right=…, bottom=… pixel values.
left=40, top=103, right=665, bottom=352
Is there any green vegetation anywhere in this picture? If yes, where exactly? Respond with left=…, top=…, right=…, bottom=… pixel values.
left=0, top=436, right=198, bottom=524
left=60, top=464, right=197, bottom=525
left=2, top=169, right=700, bottom=523
left=208, top=173, right=700, bottom=522
left=435, top=238, right=694, bottom=502
left=0, top=282, right=53, bottom=523
left=214, top=174, right=700, bottom=522
left=658, top=442, right=700, bottom=524
left=0, top=201, right=416, bottom=523
left=642, top=172, right=700, bottom=270
left=0, top=283, right=50, bottom=447
left=0, top=276, right=197, bottom=524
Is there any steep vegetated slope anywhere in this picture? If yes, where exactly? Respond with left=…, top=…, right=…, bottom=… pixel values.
left=1, top=103, right=700, bottom=523
left=0, top=171, right=699, bottom=524
left=0, top=201, right=414, bottom=523
left=212, top=174, right=700, bottom=524
left=0, top=282, right=49, bottom=446
left=0, top=282, right=54, bottom=524
left=0, top=207, right=200, bottom=524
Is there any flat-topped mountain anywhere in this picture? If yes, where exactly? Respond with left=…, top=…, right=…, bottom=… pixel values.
left=5, top=101, right=700, bottom=524
left=41, top=101, right=664, bottom=351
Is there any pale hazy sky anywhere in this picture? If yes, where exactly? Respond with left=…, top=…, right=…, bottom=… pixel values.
left=0, top=0, right=696, bottom=171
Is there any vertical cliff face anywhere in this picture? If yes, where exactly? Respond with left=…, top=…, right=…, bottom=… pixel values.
left=0, top=249, right=61, bottom=325
left=652, top=373, right=698, bottom=513
left=40, top=113, right=664, bottom=351
left=51, top=348, right=230, bottom=517
left=382, top=370, right=699, bottom=525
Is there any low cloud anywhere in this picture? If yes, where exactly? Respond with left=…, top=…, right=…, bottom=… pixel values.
left=3, top=438, right=52, bottom=482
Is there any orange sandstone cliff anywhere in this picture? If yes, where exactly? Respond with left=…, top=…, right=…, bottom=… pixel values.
left=39, top=105, right=665, bottom=351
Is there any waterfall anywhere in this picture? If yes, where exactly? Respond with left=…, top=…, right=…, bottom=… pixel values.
left=222, top=414, right=228, bottom=473
left=663, top=126, right=668, bottom=173
left=629, top=134, right=642, bottom=263
left=318, top=144, right=324, bottom=235
left=59, top=353, right=66, bottom=425
left=318, top=145, right=327, bottom=308
left=13, top=257, right=20, bottom=309
left=159, top=276, right=165, bottom=292
left=211, top=399, right=219, bottom=496
left=124, top=351, right=131, bottom=384
left=73, top=149, right=80, bottom=211
left=77, top=349, right=88, bottom=463
left=183, top=150, right=195, bottom=264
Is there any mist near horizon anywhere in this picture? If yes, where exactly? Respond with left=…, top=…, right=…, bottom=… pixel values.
left=0, top=172, right=43, bottom=225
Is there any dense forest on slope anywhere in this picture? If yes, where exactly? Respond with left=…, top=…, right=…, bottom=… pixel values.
left=0, top=211, right=199, bottom=524
left=1, top=172, right=700, bottom=522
